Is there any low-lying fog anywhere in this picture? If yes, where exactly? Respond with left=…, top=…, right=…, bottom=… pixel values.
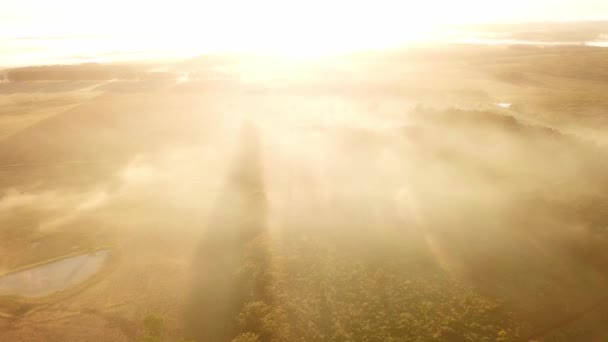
left=1, top=56, right=608, bottom=340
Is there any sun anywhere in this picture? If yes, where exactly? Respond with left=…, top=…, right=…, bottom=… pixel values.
left=2, top=0, right=521, bottom=62
left=130, top=0, right=443, bottom=58
left=222, top=2, right=433, bottom=56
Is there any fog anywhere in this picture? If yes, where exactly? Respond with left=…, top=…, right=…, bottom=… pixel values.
left=1, top=44, right=608, bottom=341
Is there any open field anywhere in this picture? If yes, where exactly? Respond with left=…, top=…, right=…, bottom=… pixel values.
left=1, top=45, right=608, bottom=341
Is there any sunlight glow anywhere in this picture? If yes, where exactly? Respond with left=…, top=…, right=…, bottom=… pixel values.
left=0, top=0, right=496, bottom=58
left=1, top=0, right=607, bottom=62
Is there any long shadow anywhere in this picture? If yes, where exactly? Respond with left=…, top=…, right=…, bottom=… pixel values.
left=184, top=121, right=268, bottom=342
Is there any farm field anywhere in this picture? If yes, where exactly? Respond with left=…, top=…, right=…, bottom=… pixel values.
left=1, top=44, right=608, bottom=341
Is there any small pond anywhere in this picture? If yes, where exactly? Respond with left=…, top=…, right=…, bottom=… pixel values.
left=496, top=102, right=512, bottom=109
left=0, top=250, right=109, bottom=297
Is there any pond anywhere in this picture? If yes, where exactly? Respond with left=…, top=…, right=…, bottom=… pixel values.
left=0, top=250, right=109, bottom=298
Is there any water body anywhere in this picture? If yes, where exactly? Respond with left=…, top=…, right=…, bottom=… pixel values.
left=496, top=102, right=512, bottom=109
left=0, top=250, right=109, bottom=297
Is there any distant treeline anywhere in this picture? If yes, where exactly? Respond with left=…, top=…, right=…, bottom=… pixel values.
left=0, top=64, right=210, bottom=82
left=4, top=64, right=145, bottom=81
left=2, top=64, right=242, bottom=82
left=454, top=21, right=608, bottom=42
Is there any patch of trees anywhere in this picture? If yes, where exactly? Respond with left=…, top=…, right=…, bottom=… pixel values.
left=250, top=235, right=527, bottom=342
left=178, top=111, right=608, bottom=341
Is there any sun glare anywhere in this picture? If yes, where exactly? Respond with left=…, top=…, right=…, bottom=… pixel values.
left=2, top=0, right=453, bottom=60
left=156, top=0, right=441, bottom=57
left=5, top=0, right=585, bottom=62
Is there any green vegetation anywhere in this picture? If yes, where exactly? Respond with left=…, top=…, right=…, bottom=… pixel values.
left=140, top=314, right=195, bottom=342
left=182, top=107, right=608, bottom=341
left=253, top=239, right=525, bottom=341
left=140, top=314, right=163, bottom=342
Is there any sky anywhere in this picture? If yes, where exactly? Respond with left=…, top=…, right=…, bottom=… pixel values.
left=2, top=0, right=607, bottom=37
left=0, top=0, right=607, bottom=59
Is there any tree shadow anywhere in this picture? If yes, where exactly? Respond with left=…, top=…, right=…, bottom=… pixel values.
left=184, top=121, right=268, bottom=341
